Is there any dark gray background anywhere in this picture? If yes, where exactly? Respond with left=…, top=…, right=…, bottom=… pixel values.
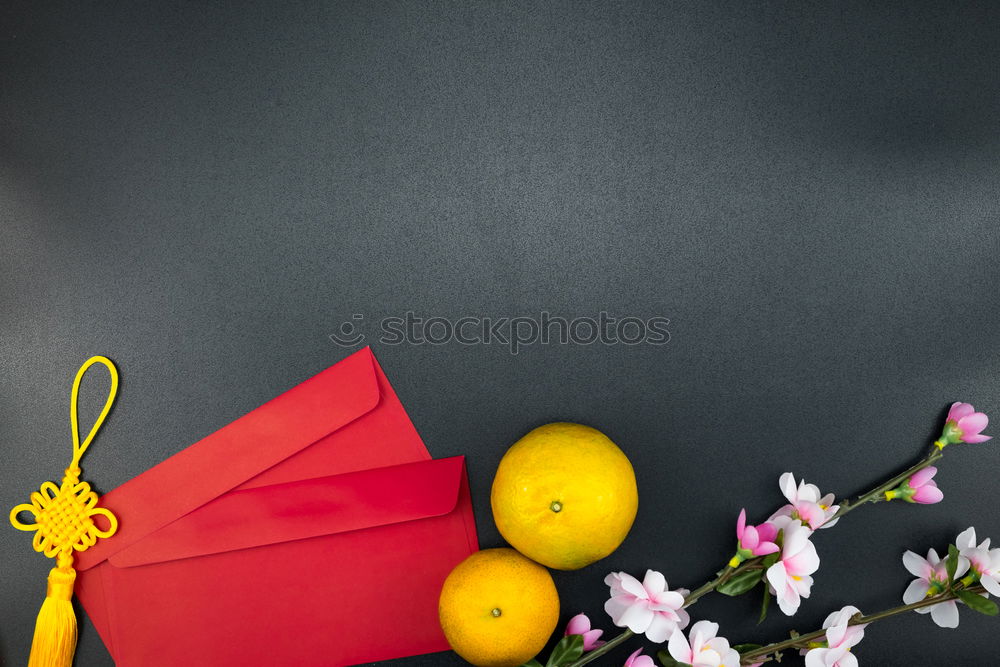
left=2, top=2, right=998, bottom=665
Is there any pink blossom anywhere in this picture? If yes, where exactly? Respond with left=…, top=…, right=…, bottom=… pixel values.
left=884, top=467, right=943, bottom=504
left=802, top=605, right=867, bottom=667
left=909, top=468, right=944, bottom=504
left=666, top=620, right=741, bottom=667
left=956, top=527, right=1000, bottom=597
left=604, top=570, right=689, bottom=642
left=623, top=648, right=656, bottom=667
left=563, top=613, right=605, bottom=651
left=766, top=516, right=820, bottom=615
left=769, top=473, right=840, bottom=530
left=936, top=402, right=991, bottom=447
left=902, top=548, right=969, bottom=628
left=732, top=508, right=780, bottom=565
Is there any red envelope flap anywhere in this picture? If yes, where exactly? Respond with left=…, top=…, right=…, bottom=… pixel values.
left=107, top=456, right=468, bottom=567
left=78, top=348, right=382, bottom=571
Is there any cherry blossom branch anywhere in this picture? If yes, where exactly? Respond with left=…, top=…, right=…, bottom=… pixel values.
left=557, top=403, right=992, bottom=667
left=564, top=450, right=946, bottom=667
left=737, top=586, right=988, bottom=665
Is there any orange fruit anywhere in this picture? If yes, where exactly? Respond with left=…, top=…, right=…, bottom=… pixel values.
left=438, top=548, right=559, bottom=667
left=491, top=422, right=638, bottom=570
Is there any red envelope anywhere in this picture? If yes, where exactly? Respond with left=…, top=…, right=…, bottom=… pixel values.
left=74, top=348, right=479, bottom=666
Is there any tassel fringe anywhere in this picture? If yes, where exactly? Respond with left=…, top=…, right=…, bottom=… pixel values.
left=28, top=567, right=77, bottom=667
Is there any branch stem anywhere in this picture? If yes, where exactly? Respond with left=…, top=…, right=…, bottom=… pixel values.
left=564, top=629, right=633, bottom=667
left=739, top=586, right=987, bottom=664
left=684, top=564, right=740, bottom=607
left=832, top=447, right=943, bottom=520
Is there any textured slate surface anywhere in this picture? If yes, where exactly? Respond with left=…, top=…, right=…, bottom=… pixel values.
left=2, top=2, right=998, bottom=665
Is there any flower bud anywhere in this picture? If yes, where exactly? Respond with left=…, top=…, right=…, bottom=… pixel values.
left=935, top=402, right=991, bottom=449
left=885, top=467, right=943, bottom=504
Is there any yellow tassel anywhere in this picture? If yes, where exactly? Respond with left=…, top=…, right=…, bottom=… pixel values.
left=9, top=357, right=122, bottom=667
left=28, top=565, right=77, bottom=667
